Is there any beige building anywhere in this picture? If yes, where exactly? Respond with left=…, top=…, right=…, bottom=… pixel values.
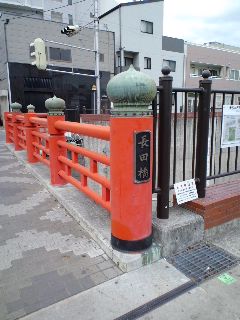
left=185, top=42, right=240, bottom=110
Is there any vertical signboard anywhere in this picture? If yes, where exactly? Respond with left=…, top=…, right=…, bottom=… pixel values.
left=134, top=131, right=151, bottom=183
left=221, top=105, right=240, bottom=148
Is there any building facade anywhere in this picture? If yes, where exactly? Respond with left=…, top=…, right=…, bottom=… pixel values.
left=185, top=42, right=240, bottom=110
left=99, top=0, right=164, bottom=83
left=0, top=10, right=114, bottom=119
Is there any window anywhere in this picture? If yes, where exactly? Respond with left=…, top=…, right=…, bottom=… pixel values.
left=49, top=47, right=72, bottom=62
left=141, top=20, right=153, bottom=34
left=51, top=11, right=63, bottom=22
left=68, top=0, right=72, bottom=4
left=144, top=57, right=151, bottom=69
left=163, top=59, right=176, bottom=72
left=68, top=14, right=73, bottom=25
left=125, top=57, right=134, bottom=67
left=229, top=69, right=240, bottom=81
left=99, top=53, right=104, bottom=62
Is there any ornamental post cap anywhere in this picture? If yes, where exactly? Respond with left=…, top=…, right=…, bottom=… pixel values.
left=161, top=66, right=171, bottom=76
left=45, top=95, right=65, bottom=115
left=11, top=102, right=22, bottom=112
left=106, top=64, right=157, bottom=115
left=27, top=104, right=35, bottom=112
left=202, top=69, right=211, bottom=79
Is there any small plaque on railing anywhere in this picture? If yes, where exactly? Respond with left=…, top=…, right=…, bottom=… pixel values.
left=134, top=131, right=151, bottom=183
left=174, top=179, right=198, bottom=204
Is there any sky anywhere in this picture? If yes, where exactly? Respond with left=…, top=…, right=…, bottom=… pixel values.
left=117, top=0, right=240, bottom=47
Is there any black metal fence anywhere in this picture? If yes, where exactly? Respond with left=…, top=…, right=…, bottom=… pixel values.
left=153, top=67, right=240, bottom=219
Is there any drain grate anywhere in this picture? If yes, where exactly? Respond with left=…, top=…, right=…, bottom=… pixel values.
left=167, top=243, right=239, bottom=283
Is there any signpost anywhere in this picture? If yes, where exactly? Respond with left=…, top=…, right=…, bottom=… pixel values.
left=221, top=105, right=240, bottom=148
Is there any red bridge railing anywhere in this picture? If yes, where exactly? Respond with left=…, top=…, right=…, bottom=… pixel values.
left=4, top=110, right=111, bottom=212
left=3, top=65, right=156, bottom=254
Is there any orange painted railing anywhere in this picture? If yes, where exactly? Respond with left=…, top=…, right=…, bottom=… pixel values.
left=4, top=111, right=111, bottom=212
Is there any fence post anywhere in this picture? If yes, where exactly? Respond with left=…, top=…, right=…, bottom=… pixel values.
left=107, top=65, right=156, bottom=252
left=46, top=96, right=67, bottom=186
left=11, top=102, right=23, bottom=151
left=24, top=104, right=39, bottom=163
left=195, top=70, right=212, bottom=198
left=157, top=66, right=173, bottom=219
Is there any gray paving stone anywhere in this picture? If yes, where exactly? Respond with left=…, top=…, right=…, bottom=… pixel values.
left=90, top=271, right=108, bottom=285
left=0, top=132, right=122, bottom=320
left=103, top=267, right=122, bottom=280
left=6, top=299, right=25, bottom=314
left=5, top=309, right=26, bottom=320
left=97, top=259, right=115, bottom=271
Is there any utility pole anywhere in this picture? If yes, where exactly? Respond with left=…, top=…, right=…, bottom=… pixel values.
left=94, top=0, right=101, bottom=114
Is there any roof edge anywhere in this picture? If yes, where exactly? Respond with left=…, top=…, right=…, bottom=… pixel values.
left=99, top=0, right=163, bottom=19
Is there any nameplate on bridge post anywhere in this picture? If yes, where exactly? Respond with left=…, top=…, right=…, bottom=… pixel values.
left=174, top=179, right=198, bottom=205
left=134, top=131, right=151, bottom=183
left=221, top=105, right=240, bottom=148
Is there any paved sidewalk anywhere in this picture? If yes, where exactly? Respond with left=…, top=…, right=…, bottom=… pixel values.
left=0, top=132, right=122, bottom=320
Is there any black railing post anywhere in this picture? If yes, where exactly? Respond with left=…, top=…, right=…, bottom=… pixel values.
left=195, top=70, right=212, bottom=197
left=157, top=66, right=173, bottom=219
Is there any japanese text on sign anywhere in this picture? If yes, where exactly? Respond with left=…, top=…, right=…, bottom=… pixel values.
left=174, top=179, right=198, bottom=205
left=134, top=131, right=151, bottom=183
left=221, top=105, right=240, bottom=148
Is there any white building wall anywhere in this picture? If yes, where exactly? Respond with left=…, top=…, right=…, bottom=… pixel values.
left=43, top=0, right=75, bottom=24
left=162, top=50, right=184, bottom=87
left=100, top=1, right=164, bottom=84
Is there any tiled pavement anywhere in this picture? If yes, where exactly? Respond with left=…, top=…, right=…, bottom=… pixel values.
left=0, top=132, right=122, bottom=320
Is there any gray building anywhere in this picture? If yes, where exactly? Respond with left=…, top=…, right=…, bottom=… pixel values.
left=0, top=8, right=114, bottom=119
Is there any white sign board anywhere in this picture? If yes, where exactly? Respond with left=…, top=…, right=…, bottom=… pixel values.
left=174, top=179, right=198, bottom=205
left=221, top=105, right=240, bottom=148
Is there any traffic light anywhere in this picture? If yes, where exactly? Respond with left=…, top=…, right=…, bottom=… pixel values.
left=30, top=38, right=47, bottom=70
left=61, top=25, right=81, bottom=37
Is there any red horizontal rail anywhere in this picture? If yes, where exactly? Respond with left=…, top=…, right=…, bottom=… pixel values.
left=19, top=142, right=26, bottom=149
left=33, top=152, right=50, bottom=166
left=55, top=120, right=110, bottom=141
left=32, top=142, right=49, bottom=154
left=57, top=140, right=110, bottom=166
left=36, top=113, right=48, bottom=118
left=8, top=123, right=13, bottom=126
left=30, top=117, right=48, bottom=127
left=18, top=134, right=26, bottom=141
left=16, top=115, right=24, bottom=121
left=58, top=155, right=110, bottom=189
left=58, top=170, right=111, bottom=212
left=32, top=131, right=49, bottom=141
left=7, top=114, right=12, bottom=119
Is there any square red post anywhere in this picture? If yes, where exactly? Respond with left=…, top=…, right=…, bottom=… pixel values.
left=45, top=96, right=68, bottom=186
left=12, top=113, right=23, bottom=151
left=24, top=113, right=39, bottom=163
